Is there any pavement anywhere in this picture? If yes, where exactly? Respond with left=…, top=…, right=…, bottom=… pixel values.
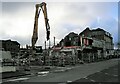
left=0, top=59, right=108, bottom=79
left=1, top=65, right=75, bottom=79
left=0, top=71, right=30, bottom=79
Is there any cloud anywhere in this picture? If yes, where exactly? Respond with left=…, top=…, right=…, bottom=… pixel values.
left=1, top=0, right=120, bottom=2
left=1, top=2, right=118, bottom=49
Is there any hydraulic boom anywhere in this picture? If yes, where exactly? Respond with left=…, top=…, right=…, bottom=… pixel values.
left=32, top=2, right=50, bottom=50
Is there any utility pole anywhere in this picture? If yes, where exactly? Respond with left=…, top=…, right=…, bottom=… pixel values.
left=17, top=52, right=20, bottom=71
left=45, top=41, right=46, bottom=50
left=44, top=41, right=47, bottom=65
left=48, top=39, right=51, bottom=66
left=49, top=39, right=50, bottom=49
left=54, top=37, right=55, bottom=47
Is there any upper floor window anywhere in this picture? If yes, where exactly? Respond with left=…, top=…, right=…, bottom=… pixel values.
left=69, top=37, right=71, bottom=41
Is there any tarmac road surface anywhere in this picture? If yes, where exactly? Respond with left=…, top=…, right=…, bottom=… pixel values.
left=68, top=64, right=119, bottom=83
left=3, top=58, right=120, bottom=83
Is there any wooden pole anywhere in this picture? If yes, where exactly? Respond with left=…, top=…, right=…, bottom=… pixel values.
left=49, top=39, right=50, bottom=49
left=54, top=37, right=55, bottom=47
left=45, top=41, right=46, bottom=50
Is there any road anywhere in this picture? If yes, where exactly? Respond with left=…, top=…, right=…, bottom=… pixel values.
left=68, top=64, right=119, bottom=83
left=3, top=58, right=120, bottom=83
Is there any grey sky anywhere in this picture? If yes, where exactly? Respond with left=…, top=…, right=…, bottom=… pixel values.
left=0, top=1, right=119, bottom=48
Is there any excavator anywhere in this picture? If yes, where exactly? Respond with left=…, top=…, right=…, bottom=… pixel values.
left=25, top=2, right=50, bottom=67
left=31, top=2, right=50, bottom=53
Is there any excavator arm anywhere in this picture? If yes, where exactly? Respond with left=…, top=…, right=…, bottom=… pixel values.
left=32, top=2, right=50, bottom=49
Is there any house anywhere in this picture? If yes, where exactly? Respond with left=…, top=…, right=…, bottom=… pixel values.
left=51, top=27, right=114, bottom=64
left=0, top=39, right=20, bottom=58
left=79, top=27, right=114, bottom=62
left=59, top=32, right=79, bottom=47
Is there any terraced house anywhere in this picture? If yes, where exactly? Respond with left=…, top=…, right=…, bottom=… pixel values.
left=51, top=27, right=114, bottom=64
left=79, top=27, right=114, bottom=62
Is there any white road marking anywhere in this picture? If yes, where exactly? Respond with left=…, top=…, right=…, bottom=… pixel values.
left=96, top=71, right=101, bottom=73
left=105, top=73, right=109, bottom=75
left=37, top=71, right=49, bottom=75
left=83, top=77, right=95, bottom=82
left=67, top=80, right=72, bottom=83
left=66, top=68, right=72, bottom=70
left=26, top=74, right=33, bottom=77
left=58, top=83, right=66, bottom=84
left=83, top=76, right=87, bottom=79
left=54, top=69, right=65, bottom=72
left=7, top=77, right=29, bottom=82
left=104, top=73, right=118, bottom=77
left=38, top=74, right=47, bottom=77
left=90, top=79, right=95, bottom=82
left=113, top=75, right=118, bottom=77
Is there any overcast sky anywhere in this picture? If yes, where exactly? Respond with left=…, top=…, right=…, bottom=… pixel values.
left=0, top=0, right=119, bottom=48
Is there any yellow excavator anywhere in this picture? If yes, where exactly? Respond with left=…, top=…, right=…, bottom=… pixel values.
left=31, top=2, right=50, bottom=53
